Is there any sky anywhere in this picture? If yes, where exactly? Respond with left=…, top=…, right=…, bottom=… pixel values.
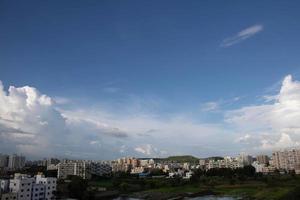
left=1, top=0, right=300, bottom=159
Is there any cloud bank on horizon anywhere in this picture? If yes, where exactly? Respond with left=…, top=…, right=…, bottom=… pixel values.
left=1, top=74, right=300, bottom=159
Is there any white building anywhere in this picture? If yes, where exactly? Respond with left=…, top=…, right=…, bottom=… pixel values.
left=9, top=174, right=34, bottom=200
left=57, top=161, right=91, bottom=179
left=252, top=161, right=265, bottom=173
left=35, top=174, right=56, bottom=200
left=1, top=173, right=57, bottom=200
left=130, top=166, right=145, bottom=174
left=183, top=171, right=193, bottom=179
left=31, top=183, right=45, bottom=200
left=0, top=180, right=9, bottom=193
left=272, top=149, right=300, bottom=172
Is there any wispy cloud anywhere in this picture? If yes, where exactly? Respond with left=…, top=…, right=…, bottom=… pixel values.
left=201, top=101, right=219, bottom=112
left=221, top=24, right=264, bottom=47
left=103, top=87, right=120, bottom=93
left=53, top=96, right=71, bottom=105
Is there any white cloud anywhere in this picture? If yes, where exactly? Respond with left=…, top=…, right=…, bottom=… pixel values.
left=2, top=74, right=300, bottom=159
left=0, top=80, right=230, bottom=159
left=134, top=144, right=168, bottom=157
left=235, top=134, right=251, bottom=143
left=0, top=81, right=66, bottom=157
left=261, top=133, right=300, bottom=150
left=53, top=97, right=70, bottom=104
left=227, top=75, right=300, bottom=151
left=221, top=24, right=263, bottom=47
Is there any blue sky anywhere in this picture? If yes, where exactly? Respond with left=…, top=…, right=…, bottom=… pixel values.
left=1, top=1, right=300, bottom=159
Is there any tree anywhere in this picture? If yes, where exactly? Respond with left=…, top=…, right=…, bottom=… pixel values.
left=67, top=176, right=88, bottom=199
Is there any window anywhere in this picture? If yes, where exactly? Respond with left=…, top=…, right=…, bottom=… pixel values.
left=21, top=189, right=24, bottom=192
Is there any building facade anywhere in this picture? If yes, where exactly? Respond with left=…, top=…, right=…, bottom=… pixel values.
left=272, top=149, right=300, bottom=172
left=0, top=173, right=56, bottom=200
left=57, top=161, right=91, bottom=179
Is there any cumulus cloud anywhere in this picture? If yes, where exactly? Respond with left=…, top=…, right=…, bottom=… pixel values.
left=134, top=144, right=167, bottom=157
left=0, top=80, right=231, bottom=159
left=227, top=75, right=300, bottom=151
left=0, top=81, right=130, bottom=159
left=2, top=74, right=300, bottom=159
left=0, top=81, right=67, bottom=157
left=221, top=24, right=263, bottom=47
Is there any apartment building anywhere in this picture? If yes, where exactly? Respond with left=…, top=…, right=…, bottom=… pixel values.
left=272, top=149, right=300, bottom=172
left=256, top=155, right=269, bottom=165
left=9, top=174, right=34, bottom=200
left=57, top=161, right=91, bottom=179
left=1, top=192, right=17, bottom=200
left=0, top=173, right=57, bottom=200
left=0, top=155, right=9, bottom=168
left=35, top=174, right=56, bottom=200
left=8, top=155, right=25, bottom=170
left=90, top=162, right=111, bottom=176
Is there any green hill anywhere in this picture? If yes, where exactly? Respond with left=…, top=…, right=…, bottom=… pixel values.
left=154, top=155, right=199, bottom=163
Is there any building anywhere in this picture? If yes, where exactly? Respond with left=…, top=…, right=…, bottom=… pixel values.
left=183, top=171, right=193, bottom=179
left=1, top=192, right=17, bottom=200
left=0, top=180, right=9, bottom=193
left=256, top=155, right=269, bottom=165
left=252, top=161, right=265, bottom=173
left=238, top=154, right=253, bottom=166
left=0, top=173, right=57, bottom=200
left=46, top=158, right=60, bottom=167
left=8, top=155, right=25, bottom=170
left=57, top=161, right=91, bottom=179
left=0, top=155, right=9, bottom=168
left=9, top=174, right=34, bottom=200
left=90, top=162, right=111, bottom=176
left=130, top=166, right=145, bottom=174
left=112, top=157, right=139, bottom=172
left=272, top=149, right=300, bottom=173
left=35, top=174, right=57, bottom=200
left=31, top=183, right=45, bottom=200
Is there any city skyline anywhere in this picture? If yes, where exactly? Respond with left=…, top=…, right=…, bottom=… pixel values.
left=1, top=1, right=300, bottom=159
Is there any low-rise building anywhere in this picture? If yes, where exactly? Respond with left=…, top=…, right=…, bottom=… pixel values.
left=0, top=173, right=57, bottom=200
